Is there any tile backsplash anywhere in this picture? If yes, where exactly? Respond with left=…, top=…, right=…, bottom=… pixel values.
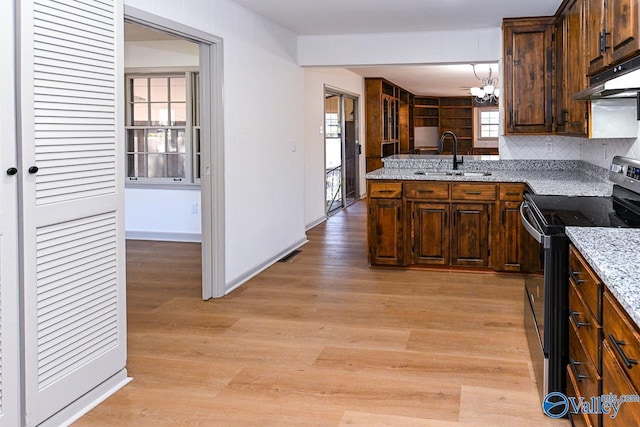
left=500, top=132, right=640, bottom=169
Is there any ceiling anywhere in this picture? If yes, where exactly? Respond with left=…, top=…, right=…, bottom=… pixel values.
left=348, top=63, right=499, bottom=97
left=230, top=0, right=562, bottom=36
left=125, top=1, right=562, bottom=96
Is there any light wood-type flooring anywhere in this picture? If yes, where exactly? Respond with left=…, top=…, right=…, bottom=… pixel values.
left=75, top=200, right=569, bottom=426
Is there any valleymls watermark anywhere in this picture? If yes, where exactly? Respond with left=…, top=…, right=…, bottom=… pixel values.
left=543, top=392, right=640, bottom=419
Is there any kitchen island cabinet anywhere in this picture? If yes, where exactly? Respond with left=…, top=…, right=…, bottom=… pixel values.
left=368, top=180, right=532, bottom=271
left=367, top=181, right=404, bottom=265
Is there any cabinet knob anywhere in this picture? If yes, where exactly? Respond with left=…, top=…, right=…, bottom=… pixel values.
left=28, top=166, right=39, bottom=174
left=7, top=167, right=18, bottom=176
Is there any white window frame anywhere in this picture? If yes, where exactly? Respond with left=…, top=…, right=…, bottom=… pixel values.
left=473, top=106, right=499, bottom=145
left=125, top=70, right=201, bottom=187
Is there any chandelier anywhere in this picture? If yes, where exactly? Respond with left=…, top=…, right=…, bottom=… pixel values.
left=470, top=64, right=499, bottom=104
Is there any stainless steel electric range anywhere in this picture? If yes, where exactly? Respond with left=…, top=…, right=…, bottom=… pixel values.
left=520, top=156, right=640, bottom=404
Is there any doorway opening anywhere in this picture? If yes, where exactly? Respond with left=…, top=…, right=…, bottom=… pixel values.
left=324, top=88, right=359, bottom=215
left=124, top=7, right=226, bottom=299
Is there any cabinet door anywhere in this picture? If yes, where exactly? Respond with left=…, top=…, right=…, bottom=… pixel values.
left=566, top=0, right=589, bottom=136
left=503, top=19, right=554, bottom=134
left=609, top=0, right=640, bottom=63
left=587, top=0, right=607, bottom=74
left=501, top=201, right=524, bottom=271
left=451, top=203, right=489, bottom=267
left=368, top=198, right=403, bottom=265
left=0, top=2, right=20, bottom=425
left=411, top=202, right=449, bottom=265
left=18, top=0, right=127, bottom=424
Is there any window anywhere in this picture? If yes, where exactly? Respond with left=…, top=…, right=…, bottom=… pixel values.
left=475, top=108, right=499, bottom=140
left=125, top=72, right=200, bottom=184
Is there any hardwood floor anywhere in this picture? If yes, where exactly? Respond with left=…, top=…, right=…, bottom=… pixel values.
left=75, top=200, right=569, bottom=426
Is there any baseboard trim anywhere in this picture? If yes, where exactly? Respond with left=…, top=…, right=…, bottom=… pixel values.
left=225, top=237, right=308, bottom=295
left=42, top=369, right=131, bottom=427
left=305, top=215, right=327, bottom=231
left=126, top=230, right=202, bottom=242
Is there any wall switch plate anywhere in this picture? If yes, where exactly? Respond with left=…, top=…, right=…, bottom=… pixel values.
left=191, top=202, right=198, bottom=214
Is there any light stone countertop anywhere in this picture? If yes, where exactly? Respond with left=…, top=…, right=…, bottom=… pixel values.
left=366, top=167, right=613, bottom=196
left=566, top=227, right=640, bottom=328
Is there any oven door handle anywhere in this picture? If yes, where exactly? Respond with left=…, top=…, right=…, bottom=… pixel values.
left=520, top=201, right=544, bottom=244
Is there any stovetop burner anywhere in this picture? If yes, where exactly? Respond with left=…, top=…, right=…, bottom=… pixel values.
left=526, top=186, right=640, bottom=231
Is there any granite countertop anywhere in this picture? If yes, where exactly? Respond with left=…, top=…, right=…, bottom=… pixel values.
left=566, top=227, right=640, bottom=328
left=365, top=158, right=613, bottom=196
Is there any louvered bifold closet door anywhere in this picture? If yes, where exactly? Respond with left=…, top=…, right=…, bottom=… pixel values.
left=0, top=1, right=21, bottom=426
left=18, top=0, right=126, bottom=425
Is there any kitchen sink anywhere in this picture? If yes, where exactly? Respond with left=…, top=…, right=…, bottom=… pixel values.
left=414, top=171, right=492, bottom=177
left=459, top=171, right=492, bottom=177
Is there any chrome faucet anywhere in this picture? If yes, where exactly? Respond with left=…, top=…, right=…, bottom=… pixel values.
left=439, top=131, right=464, bottom=170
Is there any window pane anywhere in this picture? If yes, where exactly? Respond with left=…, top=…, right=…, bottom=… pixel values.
left=132, top=78, right=148, bottom=102
left=167, top=154, right=186, bottom=178
left=132, top=103, right=149, bottom=126
left=150, top=78, right=168, bottom=102
left=147, top=154, right=167, bottom=178
left=128, top=153, right=148, bottom=178
left=167, top=129, right=186, bottom=153
left=170, top=77, right=186, bottom=102
left=150, top=103, right=169, bottom=126
left=126, top=129, right=145, bottom=152
left=147, top=129, right=166, bottom=153
left=171, top=103, right=187, bottom=126
left=193, top=73, right=200, bottom=126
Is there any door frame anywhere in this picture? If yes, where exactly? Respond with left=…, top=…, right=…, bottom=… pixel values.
left=124, top=7, right=226, bottom=299
left=323, top=85, right=360, bottom=214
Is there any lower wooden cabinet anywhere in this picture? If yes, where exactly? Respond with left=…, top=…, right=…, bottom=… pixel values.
left=566, top=245, right=640, bottom=427
left=367, top=182, right=403, bottom=265
left=602, top=291, right=640, bottom=427
left=451, top=203, right=489, bottom=267
left=410, top=202, right=449, bottom=265
left=367, top=180, right=538, bottom=271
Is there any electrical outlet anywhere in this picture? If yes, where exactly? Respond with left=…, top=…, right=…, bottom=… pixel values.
left=545, top=141, right=553, bottom=153
left=191, top=202, right=198, bottom=214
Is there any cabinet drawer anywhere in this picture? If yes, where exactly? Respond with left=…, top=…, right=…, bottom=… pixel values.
left=602, top=340, right=640, bottom=427
left=569, top=280, right=602, bottom=367
left=567, top=365, right=596, bottom=427
left=569, top=245, right=602, bottom=321
left=451, top=183, right=497, bottom=201
left=369, top=182, right=402, bottom=198
left=603, top=291, right=640, bottom=391
left=404, top=182, right=449, bottom=199
left=499, top=183, right=525, bottom=201
left=568, top=321, right=601, bottom=427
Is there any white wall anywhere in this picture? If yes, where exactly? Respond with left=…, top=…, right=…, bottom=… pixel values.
left=125, top=0, right=306, bottom=290
left=124, top=38, right=202, bottom=242
left=125, top=188, right=202, bottom=241
left=298, top=28, right=502, bottom=66
left=125, top=40, right=199, bottom=68
left=303, top=68, right=365, bottom=228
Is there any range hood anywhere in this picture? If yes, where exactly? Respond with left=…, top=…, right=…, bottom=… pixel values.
left=573, top=56, right=640, bottom=100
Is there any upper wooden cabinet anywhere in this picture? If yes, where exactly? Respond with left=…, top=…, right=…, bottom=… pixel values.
left=588, top=0, right=640, bottom=75
left=557, top=0, right=589, bottom=137
left=503, top=18, right=556, bottom=134
left=365, top=78, right=414, bottom=172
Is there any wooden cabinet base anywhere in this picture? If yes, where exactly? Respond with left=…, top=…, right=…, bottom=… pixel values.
left=368, top=180, right=537, bottom=273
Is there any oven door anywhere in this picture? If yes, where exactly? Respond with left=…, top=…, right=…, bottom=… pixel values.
left=520, top=200, right=548, bottom=401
